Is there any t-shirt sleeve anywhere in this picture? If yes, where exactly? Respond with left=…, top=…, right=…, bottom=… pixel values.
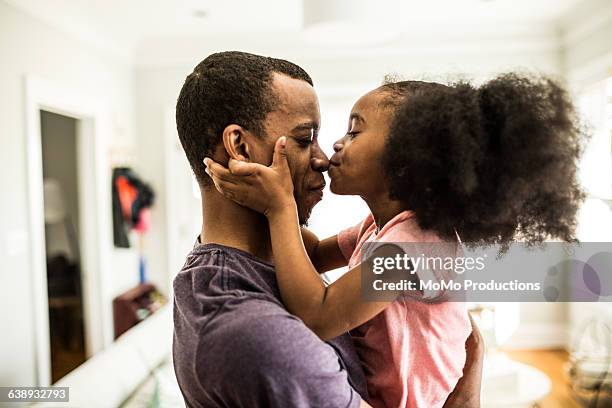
left=337, top=221, right=363, bottom=262
left=195, top=311, right=362, bottom=408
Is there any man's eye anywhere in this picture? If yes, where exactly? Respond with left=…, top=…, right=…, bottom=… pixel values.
left=297, top=138, right=313, bottom=147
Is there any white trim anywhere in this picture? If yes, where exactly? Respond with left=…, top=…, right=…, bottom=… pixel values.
left=501, top=323, right=569, bottom=350
left=133, top=23, right=560, bottom=68
left=24, top=76, right=113, bottom=386
left=561, top=1, right=612, bottom=48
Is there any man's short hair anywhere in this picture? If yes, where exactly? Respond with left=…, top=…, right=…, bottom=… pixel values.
left=176, top=51, right=313, bottom=185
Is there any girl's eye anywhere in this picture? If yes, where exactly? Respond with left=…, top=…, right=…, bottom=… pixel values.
left=347, top=131, right=359, bottom=139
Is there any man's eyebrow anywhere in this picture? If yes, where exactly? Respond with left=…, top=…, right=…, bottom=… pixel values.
left=291, top=122, right=319, bottom=133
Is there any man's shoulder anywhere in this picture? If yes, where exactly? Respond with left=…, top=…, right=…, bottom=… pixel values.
left=172, top=245, right=367, bottom=406
left=173, top=242, right=279, bottom=301
left=198, top=308, right=340, bottom=366
left=191, top=312, right=362, bottom=407
left=173, top=243, right=339, bottom=364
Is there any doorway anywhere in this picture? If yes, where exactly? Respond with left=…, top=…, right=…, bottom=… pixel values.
left=26, top=76, right=113, bottom=386
left=40, top=111, right=86, bottom=382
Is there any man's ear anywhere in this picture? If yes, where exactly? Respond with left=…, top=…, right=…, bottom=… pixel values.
left=222, top=124, right=251, bottom=162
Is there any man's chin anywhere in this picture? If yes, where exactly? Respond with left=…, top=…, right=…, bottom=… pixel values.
left=298, top=202, right=318, bottom=227
left=298, top=191, right=325, bottom=225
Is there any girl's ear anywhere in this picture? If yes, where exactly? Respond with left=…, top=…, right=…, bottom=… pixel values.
left=222, top=124, right=251, bottom=162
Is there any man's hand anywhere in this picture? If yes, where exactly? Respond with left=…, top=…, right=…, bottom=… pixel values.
left=443, top=313, right=484, bottom=408
left=204, top=136, right=295, bottom=217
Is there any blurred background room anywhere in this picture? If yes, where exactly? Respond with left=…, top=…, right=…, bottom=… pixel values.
left=1, top=0, right=612, bottom=406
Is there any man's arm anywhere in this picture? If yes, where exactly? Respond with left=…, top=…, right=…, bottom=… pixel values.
left=443, top=313, right=485, bottom=408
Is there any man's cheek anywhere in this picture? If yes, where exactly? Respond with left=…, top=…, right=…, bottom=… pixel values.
left=281, top=168, right=300, bottom=206
left=283, top=152, right=301, bottom=190
left=282, top=148, right=295, bottom=174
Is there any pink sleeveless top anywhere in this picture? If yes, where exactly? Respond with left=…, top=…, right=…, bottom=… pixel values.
left=338, top=211, right=471, bottom=408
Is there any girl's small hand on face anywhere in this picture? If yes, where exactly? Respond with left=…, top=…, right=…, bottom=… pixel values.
left=204, top=136, right=296, bottom=217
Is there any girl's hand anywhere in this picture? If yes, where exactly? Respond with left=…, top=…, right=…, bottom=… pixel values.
left=204, top=137, right=295, bottom=217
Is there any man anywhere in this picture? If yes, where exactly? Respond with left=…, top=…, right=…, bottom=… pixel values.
left=172, top=51, right=483, bottom=407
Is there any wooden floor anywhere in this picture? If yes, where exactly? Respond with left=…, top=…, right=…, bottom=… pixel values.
left=504, top=349, right=582, bottom=408
left=50, top=332, right=86, bottom=383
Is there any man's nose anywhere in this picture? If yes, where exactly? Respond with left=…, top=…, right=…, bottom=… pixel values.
left=311, top=144, right=329, bottom=172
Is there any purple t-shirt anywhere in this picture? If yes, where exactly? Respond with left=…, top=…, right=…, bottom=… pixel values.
left=172, top=242, right=367, bottom=407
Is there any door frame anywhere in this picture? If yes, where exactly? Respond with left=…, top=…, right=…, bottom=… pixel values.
left=24, top=76, right=113, bottom=386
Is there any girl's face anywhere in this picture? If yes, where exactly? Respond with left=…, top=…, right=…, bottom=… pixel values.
left=328, top=89, right=392, bottom=198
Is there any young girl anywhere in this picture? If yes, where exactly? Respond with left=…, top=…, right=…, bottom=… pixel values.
left=204, top=73, right=584, bottom=407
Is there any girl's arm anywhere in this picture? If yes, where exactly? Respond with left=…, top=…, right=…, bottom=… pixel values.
left=301, top=228, right=348, bottom=273
left=270, top=203, right=399, bottom=340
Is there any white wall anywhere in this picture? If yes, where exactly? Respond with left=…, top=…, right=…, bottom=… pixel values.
left=133, top=67, right=192, bottom=292
left=3, top=1, right=609, bottom=388
left=561, top=0, right=612, bottom=350
left=0, top=1, right=138, bottom=386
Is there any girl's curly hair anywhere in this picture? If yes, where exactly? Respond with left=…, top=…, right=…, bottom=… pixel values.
left=382, top=73, right=586, bottom=248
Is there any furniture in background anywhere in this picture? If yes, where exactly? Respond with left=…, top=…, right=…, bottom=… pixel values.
left=113, top=283, right=167, bottom=339
left=567, top=317, right=612, bottom=406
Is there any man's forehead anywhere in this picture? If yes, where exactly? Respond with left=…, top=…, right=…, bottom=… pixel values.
left=270, top=73, right=320, bottom=125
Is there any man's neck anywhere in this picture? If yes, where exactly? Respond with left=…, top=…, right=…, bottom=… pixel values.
left=200, top=187, right=274, bottom=263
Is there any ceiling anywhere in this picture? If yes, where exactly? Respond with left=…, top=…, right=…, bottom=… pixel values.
left=5, top=0, right=587, bottom=57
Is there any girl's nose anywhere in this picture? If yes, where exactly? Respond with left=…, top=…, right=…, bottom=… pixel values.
left=333, top=142, right=343, bottom=152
